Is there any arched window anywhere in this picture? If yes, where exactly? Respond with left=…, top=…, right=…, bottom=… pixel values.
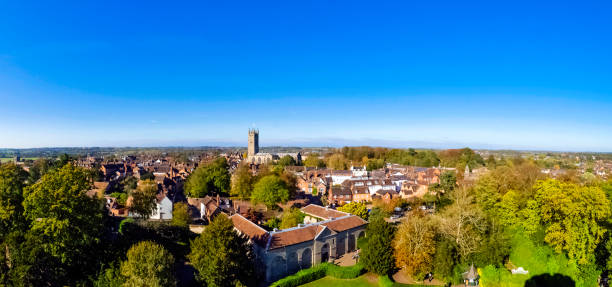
left=300, top=248, right=312, bottom=269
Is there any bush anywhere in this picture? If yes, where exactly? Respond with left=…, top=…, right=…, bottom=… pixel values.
left=325, top=263, right=365, bottom=279
left=270, top=262, right=365, bottom=287
left=270, top=264, right=327, bottom=287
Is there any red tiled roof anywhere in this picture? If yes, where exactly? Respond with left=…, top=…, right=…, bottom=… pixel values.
left=301, top=204, right=347, bottom=220
left=230, top=214, right=269, bottom=246
left=321, top=216, right=367, bottom=233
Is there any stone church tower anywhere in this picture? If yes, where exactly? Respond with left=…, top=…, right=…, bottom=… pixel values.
left=248, top=129, right=259, bottom=156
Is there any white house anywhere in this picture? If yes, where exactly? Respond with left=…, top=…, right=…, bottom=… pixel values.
left=151, top=194, right=173, bottom=220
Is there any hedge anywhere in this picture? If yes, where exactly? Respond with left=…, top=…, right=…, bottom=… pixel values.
left=270, top=262, right=365, bottom=287
left=378, top=275, right=394, bottom=287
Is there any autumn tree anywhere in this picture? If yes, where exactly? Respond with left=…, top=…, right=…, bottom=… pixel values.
left=393, top=214, right=436, bottom=277
left=337, top=202, right=368, bottom=220
left=230, top=163, right=254, bottom=199
left=185, top=157, right=230, bottom=197
left=189, top=216, right=253, bottom=287
left=121, top=241, right=176, bottom=287
left=251, top=175, right=290, bottom=208
left=130, top=180, right=158, bottom=219
left=436, top=188, right=486, bottom=259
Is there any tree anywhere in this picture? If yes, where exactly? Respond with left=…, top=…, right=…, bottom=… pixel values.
left=185, top=157, right=230, bottom=197
left=0, top=163, right=28, bottom=238
left=120, top=241, right=175, bottom=287
left=280, top=208, right=305, bottom=229
left=251, top=175, right=290, bottom=208
left=22, top=163, right=104, bottom=283
left=326, top=153, right=348, bottom=170
left=130, top=180, right=158, bottom=219
left=230, top=163, right=254, bottom=199
left=303, top=153, right=325, bottom=168
left=393, top=214, right=436, bottom=277
left=535, top=179, right=610, bottom=264
left=337, top=202, right=368, bottom=220
left=277, top=155, right=297, bottom=167
left=189, top=216, right=253, bottom=287
left=433, top=237, right=458, bottom=280
left=171, top=202, right=191, bottom=228
left=361, top=214, right=395, bottom=275
left=439, top=171, right=457, bottom=193
left=436, top=188, right=487, bottom=259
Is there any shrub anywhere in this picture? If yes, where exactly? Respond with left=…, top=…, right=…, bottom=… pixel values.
left=270, top=264, right=327, bottom=287
left=270, top=262, right=365, bottom=287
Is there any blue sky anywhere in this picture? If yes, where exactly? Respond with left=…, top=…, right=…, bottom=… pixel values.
left=1, top=1, right=611, bottom=151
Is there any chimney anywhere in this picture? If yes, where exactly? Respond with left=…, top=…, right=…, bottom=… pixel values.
left=217, top=194, right=220, bottom=204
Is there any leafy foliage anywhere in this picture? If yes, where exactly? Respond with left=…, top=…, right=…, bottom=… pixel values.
left=251, top=175, right=290, bottom=208
left=361, top=214, right=395, bottom=275
left=278, top=155, right=297, bottom=167
left=303, top=153, right=326, bottom=168
left=171, top=202, right=191, bottom=227
left=231, top=163, right=254, bottom=199
left=22, top=163, right=104, bottom=285
left=534, top=179, right=610, bottom=264
left=188, top=215, right=254, bottom=287
left=280, top=208, right=306, bottom=229
left=337, top=202, right=369, bottom=220
left=130, top=179, right=158, bottom=219
left=120, top=241, right=176, bottom=287
left=185, top=157, right=230, bottom=197
left=393, top=214, right=436, bottom=277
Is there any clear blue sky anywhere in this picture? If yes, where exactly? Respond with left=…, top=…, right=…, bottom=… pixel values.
left=1, top=1, right=611, bottom=151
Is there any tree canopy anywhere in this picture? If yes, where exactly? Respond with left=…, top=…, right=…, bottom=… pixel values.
left=251, top=175, right=290, bottom=208
left=129, top=179, right=158, bottom=219
left=337, top=202, right=369, bottom=220
left=189, top=215, right=253, bottom=287
left=120, top=241, right=176, bottom=287
left=230, top=163, right=254, bottom=199
left=185, top=157, right=230, bottom=197
left=361, top=212, right=395, bottom=275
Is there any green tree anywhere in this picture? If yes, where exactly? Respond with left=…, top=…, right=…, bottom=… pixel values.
left=361, top=214, right=395, bottom=275
left=189, top=216, right=253, bottom=287
left=120, top=241, right=176, bottom=287
left=22, top=163, right=104, bottom=283
left=279, top=208, right=305, bottom=229
left=230, top=163, right=254, bottom=199
left=303, top=153, right=325, bottom=168
left=439, top=171, right=457, bottom=193
left=277, top=155, right=297, bottom=167
left=326, top=153, right=348, bottom=170
left=337, top=202, right=369, bottom=220
left=535, top=179, right=610, bottom=264
left=185, top=157, right=230, bottom=197
left=171, top=202, right=191, bottom=228
left=0, top=163, right=28, bottom=238
left=130, top=180, right=158, bottom=219
left=251, top=175, right=290, bottom=208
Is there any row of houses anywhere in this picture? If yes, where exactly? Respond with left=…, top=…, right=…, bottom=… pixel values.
left=290, top=164, right=442, bottom=205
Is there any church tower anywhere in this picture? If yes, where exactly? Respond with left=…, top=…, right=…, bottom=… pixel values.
left=248, top=129, right=259, bottom=156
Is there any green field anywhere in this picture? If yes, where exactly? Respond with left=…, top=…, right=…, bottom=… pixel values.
left=299, top=275, right=433, bottom=287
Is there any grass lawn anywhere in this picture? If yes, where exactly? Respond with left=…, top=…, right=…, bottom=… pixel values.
left=0, top=157, right=39, bottom=163
left=299, top=274, right=437, bottom=287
